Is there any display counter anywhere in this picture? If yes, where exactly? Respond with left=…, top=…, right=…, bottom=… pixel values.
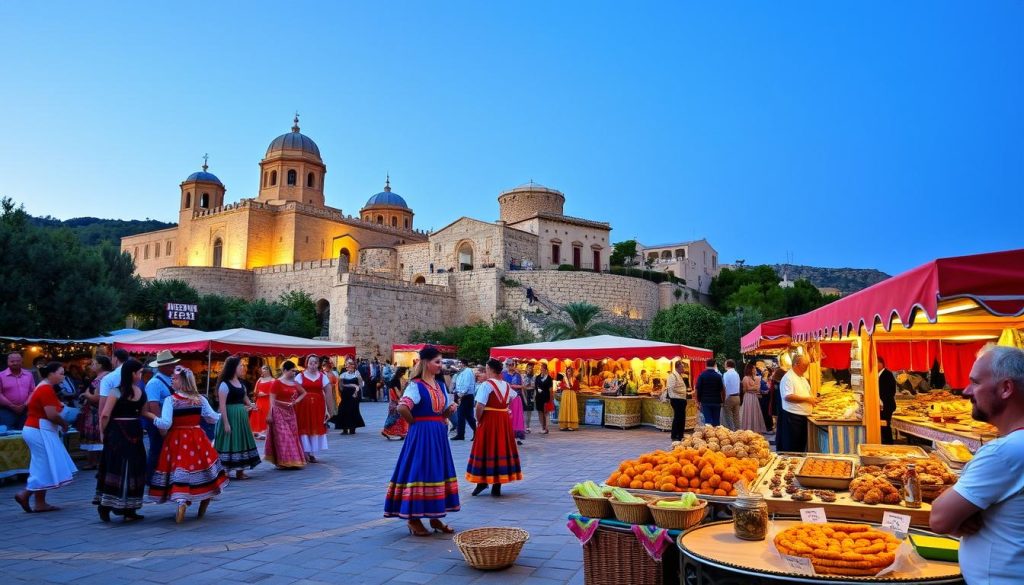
left=574, top=394, right=699, bottom=430
left=807, top=417, right=867, bottom=455
left=755, top=454, right=934, bottom=528
left=891, top=416, right=992, bottom=453
left=677, top=520, right=962, bottom=584
left=640, top=396, right=698, bottom=431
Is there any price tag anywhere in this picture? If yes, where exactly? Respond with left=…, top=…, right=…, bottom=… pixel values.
left=881, top=511, right=911, bottom=536
left=781, top=554, right=815, bottom=575
left=800, top=507, right=828, bottom=524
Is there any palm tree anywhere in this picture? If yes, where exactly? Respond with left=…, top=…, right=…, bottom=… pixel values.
left=541, top=302, right=630, bottom=341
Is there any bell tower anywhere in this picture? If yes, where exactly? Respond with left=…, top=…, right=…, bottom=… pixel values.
left=258, top=114, right=327, bottom=206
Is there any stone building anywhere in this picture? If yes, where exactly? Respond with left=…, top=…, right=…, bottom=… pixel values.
left=637, top=239, right=721, bottom=302
left=122, top=117, right=693, bottom=356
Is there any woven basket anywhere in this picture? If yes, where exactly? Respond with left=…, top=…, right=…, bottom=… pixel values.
left=584, top=523, right=672, bottom=585
left=573, top=494, right=613, bottom=519
left=648, top=498, right=707, bottom=530
left=454, top=527, right=530, bottom=570
left=610, top=494, right=657, bottom=525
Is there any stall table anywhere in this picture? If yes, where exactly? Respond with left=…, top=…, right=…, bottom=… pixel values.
left=575, top=395, right=643, bottom=428
left=640, top=396, right=698, bottom=432
left=891, top=416, right=992, bottom=453
left=571, top=514, right=681, bottom=585
left=0, top=434, right=30, bottom=480
left=807, top=418, right=867, bottom=455
left=756, top=455, right=933, bottom=528
left=678, top=520, right=963, bottom=584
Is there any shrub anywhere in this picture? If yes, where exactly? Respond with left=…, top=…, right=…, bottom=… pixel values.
left=608, top=266, right=681, bottom=284
left=557, top=264, right=577, bottom=271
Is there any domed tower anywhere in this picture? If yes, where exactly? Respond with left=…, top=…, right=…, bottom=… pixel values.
left=360, top=175, right=414, bottom=230
left=257, top=114, right=326, bottom=206
left=497, top=181, right=565, bottom=224
left=179, top=155, right=226, bottom=217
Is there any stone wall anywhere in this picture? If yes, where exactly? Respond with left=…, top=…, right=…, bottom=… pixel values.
left=396, top=242, right=429, bottom=281
left=122, top=227, right=178, bottom=278
left=429, top=218, right=501, bottom=271
left=504, top=270, right=661, bottom=325
left=448, top=269, right=503, bottom=324
left=498, top=186, right=565, bottom=223
left=500, top=224, right=540, bottom=269
left=357, top=246, right=397, bottom=277
left=156, top=266, right=254, bottom=298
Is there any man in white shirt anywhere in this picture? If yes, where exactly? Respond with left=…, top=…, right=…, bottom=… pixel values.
left=721, top=359, right=741, bottom=431
left=778, top=354, right=817, bottom=452
left=451, top=362, right=478, bottom=440
left=931, top=346, right=1024, bottom=585
left=665, top=360, right=690, bottom=441
left=98, top=348, right=130, bottom=412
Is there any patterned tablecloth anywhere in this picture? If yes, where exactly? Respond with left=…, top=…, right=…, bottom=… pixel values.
left=891, top=416, right=990, bottom=452
left=0, top=434, right=30, bottom=479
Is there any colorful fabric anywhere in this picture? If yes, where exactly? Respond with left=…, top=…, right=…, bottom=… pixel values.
left=24, top=383, right=61, bottom=429
left=215, top=404, right=261, bottom=469
left=382, top=387, right=409, bottom=438
left=77, top=400, right=102, bottom=451
left=567, top=516, right=600, bottom=545
left=149, top=400, right=229, bottom=504
left=467, top=380, right=523, bottom=484
left=384, top=379, right=460, bottom=519
left=263, top=382, right=305, bottom=468
left=558, top=388, right=579, bottom=430
left=295, top=371, right=328, bottom=438
left=631, top=524, right=673, bottom=561
left=96, top=418, right=146, bottom=511
left=510, top=393, right=526, bottom=439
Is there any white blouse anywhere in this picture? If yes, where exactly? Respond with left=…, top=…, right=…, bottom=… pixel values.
left=401, top=380, right=450, bottom=408
left=296, top=371, right=331, bottom=389
left=153, top=395, right=220, bottom=430
left=474, top=378, right=518, bottom=405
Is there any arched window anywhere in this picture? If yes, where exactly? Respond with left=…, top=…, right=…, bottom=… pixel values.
left=404, top=218, right=409, bottom=229
left=184, top=192, right=192, bottom=208
left=212, top=238, right=223, bottom=267
left=315, top=299, right=330, bottom=337
left=414, top=275, right=426, bottom=284
left=200, top=193, right=210, bottom=208
left=307, top=172, right=315, bottom=187
left=458, top=242, right=474, bottom=271
left=144, top=244, right=150, bottom=260
left=376, top=215, right=384, bottom=224
left=339, top=248, right=351, bottom=266
left=391, top=216, right=397, bottom=227
left=262, top=172, right=268, bottom=187
left=270, top=170, right=277, bottom=186
left=551, top=243, right=561, bottom=265
left=287, top=169, right=297, bottom=186
left=166, top=241, right=172, bottom=256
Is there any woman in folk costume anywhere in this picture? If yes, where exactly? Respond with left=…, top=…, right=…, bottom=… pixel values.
left=381, top=366, right=410, bottom=440
left=14, top=362, right=77, bottom=513
left=213, top=356, right=261, bottom=479
left=149, top=366, right=229, bottom=523
left=294, top=354, right=331, bottom=462
left=558, top=364, right=580, bottom=431
left=263, top=361, right=307, bottom=469
left=384, top=347, right=460, bottom=536
left=96, top=358, right=157, bottom=522
left=249, top=365, right=275, bottom=439
left=467, top=358, right=524, bottom=497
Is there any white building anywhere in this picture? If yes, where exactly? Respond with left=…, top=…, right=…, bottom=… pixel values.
left=636, top=239, right=720, bottom=300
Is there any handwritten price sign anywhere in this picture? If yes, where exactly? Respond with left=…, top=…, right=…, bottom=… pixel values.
left=781, top=554, right=815, bottom=575
left=800, top=507, right=828, bottom=524
left=881, top=511, right=911, bottom=537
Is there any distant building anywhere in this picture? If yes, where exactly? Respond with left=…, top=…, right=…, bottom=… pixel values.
left=817, top=287, right=843, bottom=297
left=635, top=239, right=720, bottom=301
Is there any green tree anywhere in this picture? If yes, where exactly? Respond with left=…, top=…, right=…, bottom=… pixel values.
left=410, top=319, right=532, bottom=364
left=195, top=294, right=247, bottom=331
left=129, top=279, right=201, bottom=329
left=649, top=304, right=725, bottom=356
left=278, top=291, right=318, bottom=337
left=610, top=240, right=639, bottom=267
left=541, top=302, right=629, bottom=341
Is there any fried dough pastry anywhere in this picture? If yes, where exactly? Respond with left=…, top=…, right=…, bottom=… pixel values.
left=774, top=523, right=901, bottom=576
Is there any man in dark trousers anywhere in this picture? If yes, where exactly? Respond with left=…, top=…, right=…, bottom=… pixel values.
left=695, top=358, right=725, bottom=426
left=878, top=357, right=898, bottom=444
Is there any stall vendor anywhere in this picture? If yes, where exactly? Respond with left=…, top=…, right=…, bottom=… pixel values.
left=930, top=346, right=1024, bottom=585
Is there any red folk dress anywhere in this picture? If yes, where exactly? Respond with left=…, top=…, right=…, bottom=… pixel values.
left=249, top=378, right=274, bottom=434
left=466, top=379, right=523, bottom=485
left=295, top=371, right=329, bottom=455
left=149, top=393, right=229, bottom=504
left=263, top=380, right=306, bottom=469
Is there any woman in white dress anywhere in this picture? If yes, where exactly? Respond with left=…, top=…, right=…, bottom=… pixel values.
left=740, top=362, right=767, bottom=433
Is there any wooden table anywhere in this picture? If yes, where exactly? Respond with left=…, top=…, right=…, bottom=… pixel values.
left=678, top=520, right=962, bottom=584
left=756, top=455, right=932, bottom=528
left=890, top=417, right=992, bottom=453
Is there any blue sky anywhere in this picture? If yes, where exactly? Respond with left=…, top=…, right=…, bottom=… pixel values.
left=2, top=2, right=1021, bottom=274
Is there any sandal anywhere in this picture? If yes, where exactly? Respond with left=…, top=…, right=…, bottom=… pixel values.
left=429, top=519, right=455, bottom=534
left=407, top=521, right=431, bottom=537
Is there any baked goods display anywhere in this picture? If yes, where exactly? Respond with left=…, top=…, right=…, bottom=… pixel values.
left=607, top=446, right=760, bottom=496
left=672, top=426, right=772, bottom=466
left=935, top=440, right=973, bottom=463
left=848, top=474, right=903, bottom=505
left=773, top=523, right=902, bottom=576
left=800, top=458, right=852, bottom=478
left=811, top=391, right=863, bottom=421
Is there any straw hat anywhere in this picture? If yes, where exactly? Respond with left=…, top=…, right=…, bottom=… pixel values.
left=148, top=350, right=181, bottom=368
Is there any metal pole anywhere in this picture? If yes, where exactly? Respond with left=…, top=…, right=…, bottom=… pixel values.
left=205, top=346, right=212, bottom=398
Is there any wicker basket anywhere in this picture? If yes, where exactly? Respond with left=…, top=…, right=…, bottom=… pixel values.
left=610, top=494, right=657, bottom=525
left=454, top=527, right=530, bottom=570
left=573, top=494, right=613, bottom=519
left=584, top=523, right=674, bottom=585
left=648, top=498, right=707, bottom=530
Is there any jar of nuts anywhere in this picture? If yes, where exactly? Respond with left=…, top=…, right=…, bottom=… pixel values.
left=731, top=494, right=769, bottom=541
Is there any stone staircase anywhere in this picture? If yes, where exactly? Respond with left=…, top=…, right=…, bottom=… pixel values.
left=502, top=287, right=646, bottom=340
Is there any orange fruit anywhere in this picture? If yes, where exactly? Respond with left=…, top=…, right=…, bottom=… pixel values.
left=700, top=466, right=714, bottom=480
left=714, top=488, right=727, bottom=496
left=676, top=477, right=689, bottom=488
left=617, top=476, right=632, bottom=488
left=630, top=480, right=643, bottom=489
left=708, top=475, right=721, bottom=488
left=689, top=477, right=701, bottom=488
left=719, top=481, right=733, bottom=493
left=643, top=481, right=655, bottom=490
left=661, top=483, right=676, bottom=492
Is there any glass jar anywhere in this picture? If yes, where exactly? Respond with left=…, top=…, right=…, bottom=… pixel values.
left=731, top=494, right=769, bottom=541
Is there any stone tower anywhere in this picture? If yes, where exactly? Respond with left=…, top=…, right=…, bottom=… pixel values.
left=177, top=156, right=226, bottom=264
left=497, top=181, right=565, bottom=224
left=257, top=114, right=327, bottom=206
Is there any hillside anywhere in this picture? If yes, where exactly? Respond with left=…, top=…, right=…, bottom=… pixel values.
left=30, top=216, right=176, bottom=247
left=771, top=264, right=890, bottom=295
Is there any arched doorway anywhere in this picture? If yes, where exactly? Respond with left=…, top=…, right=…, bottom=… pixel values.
left=458, top=242, right=474, bottom=271
left=315, top=299, right=330, bottom=337
left=212, top=238, right=223, bottom=267
left=413, top=275, right=426, bottom=284
left=339, top=248, right=351, bottom=268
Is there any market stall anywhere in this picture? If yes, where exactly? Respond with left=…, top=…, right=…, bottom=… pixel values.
left=491, top=335, right=712, bottom=431
left=757, top=248, right=1024, bottom=447
left=392, top=343, right=457, bottom=368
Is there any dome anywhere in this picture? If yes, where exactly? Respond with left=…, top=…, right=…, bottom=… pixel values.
left=499, top=181, right=563, bottom=197
left=183, top=170, right=223, bottom=185
left=363, top=177, right=409, bottom=209
left=265, top=115, right=321, bottom=158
